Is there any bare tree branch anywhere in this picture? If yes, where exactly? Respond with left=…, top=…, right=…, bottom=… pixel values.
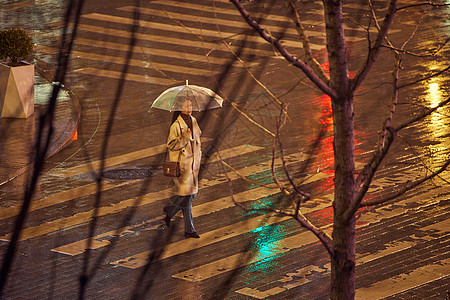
left=399, top=65, right=450, bottom=89
left=397, top=2, right=450, bottom=11
left=272, top=103, right=311, bottom=199
left=345, top=126, right=396, bottom=222
left=394, top=96, right=450, bottom=132
left=347, top=96, right=450, bottom=219
left=293, top=212, right=334, bottom=257
left=350, top=0, right=397, bottom=92
left=284, top=0, right=329, bottom=84
left=361, top=159, right=450, bottom=207
left=229, top=0, right=336, bottom=98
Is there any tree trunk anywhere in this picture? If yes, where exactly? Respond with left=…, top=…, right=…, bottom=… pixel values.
left=331, top=96, right=356, bottom=300
left=323, top=0, right=357, bottom=298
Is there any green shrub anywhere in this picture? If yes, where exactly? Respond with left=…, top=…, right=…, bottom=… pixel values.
left=0, top=28, right=33, bottom=67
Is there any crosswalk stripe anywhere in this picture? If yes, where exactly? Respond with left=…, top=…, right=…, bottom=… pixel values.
left=152, top=0, right=294, bottom=22
left=356, top=258, right=450, bottom=299
left=0, top=150, right=315, bottom=242
left=173, top=192, right=443, bottom=284
left=81, top=13, right=325, bottom=51
left=235, top=217, right=449, bottom=298
left=113, top=198, right=334, bottom=269
left=0, top=181, right=133, bottom=222
left=35, top=45, right=217, bottom=77
left=112, top=214, right=291, bottom=269
left=73, top=37, right=241, bottom=66
left=52, top=153, right=326, bottom=255
left=75, top=23, right=282, bottom=58
left=118, top=5, right=319, bottom=39
left=0, top=188, right=172, bottom=243
left=50, top=143, right=165, bottom=177
left=51, top=186, right=281, bottom=255
left=75, top=67, right=179, bottom=85
left=131, top=2, right=383, bottom=39
left=51, top=169, right=328, bottom=255
left=50, top=144, right=262, bottom=178
left=172, top=224, right=332, bottom=281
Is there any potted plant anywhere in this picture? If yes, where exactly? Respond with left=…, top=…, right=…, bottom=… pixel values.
left=0, top=28, right=34, bottom=118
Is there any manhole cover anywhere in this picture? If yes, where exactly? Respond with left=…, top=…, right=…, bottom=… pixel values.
left=102, top=169, right=152, bottom=180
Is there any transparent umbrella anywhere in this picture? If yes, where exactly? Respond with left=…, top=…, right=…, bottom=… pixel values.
left=151, top=81, right=224, bottom=112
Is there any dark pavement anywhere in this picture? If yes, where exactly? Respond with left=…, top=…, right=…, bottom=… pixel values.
left=0, top=0, right=449, bottom=299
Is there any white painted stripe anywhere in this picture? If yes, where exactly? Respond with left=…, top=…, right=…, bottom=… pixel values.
left=51, top=186, right=281, bottom=255
left=111, top=214, right=290, bottom=268
left=81, top=13, right=325, bottom=51
left=0, top=150, right=313, bottom=242
left=118, top=6, right=316, bottom=38
left=174, top=196, right=446, bottom=285
left=50, top=143, right=166, bottom=177
left=75, top=23, right=283, bottom=58
left=235, top=208, right=450, bottom=297
left=35, top=44, right=217, bottom=76
left=74, top=67, right=179, bottom=85
left=173, top=224, right=332, bottom=281
left=50, top=151, right=323, bottom=255
left=72, top=38, right=241, bottom=66
left=355, top=258, right=450, bottom=299
left=0, top=180, right=133, bottom=221
left=145, top=2, right=388, bottom=38
left=50, top=143, right=262, bottom=178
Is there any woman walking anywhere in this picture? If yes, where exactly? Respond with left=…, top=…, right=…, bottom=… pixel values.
left=163, top=99, right=202, bottom=238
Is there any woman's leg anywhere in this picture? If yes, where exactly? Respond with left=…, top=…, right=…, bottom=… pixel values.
left=181, top=194, right=197, bottom=234
left=165, top=195, right=185, bottom=219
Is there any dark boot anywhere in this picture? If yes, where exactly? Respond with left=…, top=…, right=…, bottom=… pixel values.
left=163, top=207, right=171, bottom=228
left=184, top=231, right=200, bottom=238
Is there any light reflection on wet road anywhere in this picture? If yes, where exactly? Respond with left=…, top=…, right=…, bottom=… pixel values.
left=0, top=0, right=448, bottom=299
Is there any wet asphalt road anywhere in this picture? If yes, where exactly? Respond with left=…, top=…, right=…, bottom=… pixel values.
left=0, top=0, right=449, bottom=299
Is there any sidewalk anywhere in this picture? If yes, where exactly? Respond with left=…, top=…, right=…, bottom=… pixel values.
left=0, top=63, right=80, bottom=186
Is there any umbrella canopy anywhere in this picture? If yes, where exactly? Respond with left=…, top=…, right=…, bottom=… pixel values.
left=151, top=81, right=224, bottom=112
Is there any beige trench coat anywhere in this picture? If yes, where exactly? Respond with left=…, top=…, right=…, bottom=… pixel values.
left=167, top=114, right=202, bottom=196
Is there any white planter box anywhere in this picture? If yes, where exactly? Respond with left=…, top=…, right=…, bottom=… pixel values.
left=0, top=62, right=35, bottom=118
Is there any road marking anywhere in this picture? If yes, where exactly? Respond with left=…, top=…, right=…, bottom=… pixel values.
left=139, top=2, right=389, bottom=40
left=34, top=45, right=217, bottom=77
left=81, top=13, right=324, bottom=51
left=50, top=144, right=165, bottom=177
left=0, top=150, right=314, bottom=242
left=75, top=23, right=281, bottom=58
left=0, top=180, right=133, bottom=221
left=112, top=213, right=291, bottom=268
left=355, top=258, right=450, bottom=300
left=75, top=67, right=179, bottom=85
left=175, top=197, right=446, bottom=287
left=51, top=152, right=323, bottom=255
left=73, top=38, right=239, bottom=66
left=172, top=224, right=332, bottom=281
left=118, top=5, right=325, bottom=49
left=50, top=144, right=262, bottom=178
left=235, top=209, right=450, bottom=298
left=51, top=186, right=281, bottom=255
left=0, top=188, right=172, bottom=243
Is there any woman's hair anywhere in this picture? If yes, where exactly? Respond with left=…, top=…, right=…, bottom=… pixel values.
left=171, top=111, right=181, bottom=125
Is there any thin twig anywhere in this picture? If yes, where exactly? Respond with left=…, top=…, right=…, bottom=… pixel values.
left=361, top=159, right=450, bottom=206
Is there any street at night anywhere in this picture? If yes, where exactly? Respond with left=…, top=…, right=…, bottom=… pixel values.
left=0, top=0, right=449, bottom=299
